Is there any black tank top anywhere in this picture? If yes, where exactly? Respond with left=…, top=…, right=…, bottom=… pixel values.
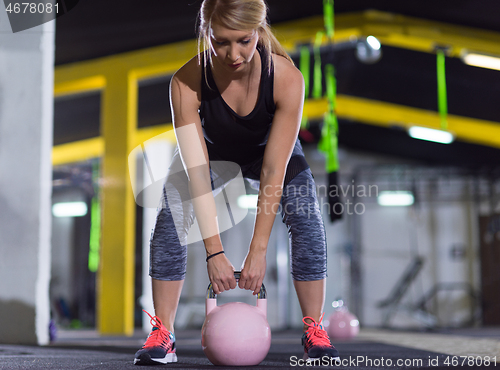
left=200, top=47, right=275, bottom=166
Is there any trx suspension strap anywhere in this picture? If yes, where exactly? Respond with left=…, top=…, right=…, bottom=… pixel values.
left=318, top=0, right=342, bottom=222
left=319, top=63, right=341, bottom=221
left=88, top=160, right=101, bottom=273
left=299, top=46, right=311, bottom=135
left=436, top=48, right=448, bottom=131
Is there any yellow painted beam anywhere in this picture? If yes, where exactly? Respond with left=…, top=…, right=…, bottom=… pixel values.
left=135, top=124, right=176, bottom=147
left=273, top=11, right=500, bottom=57
left=54, top=75, right=106, bottom=97
left=54, top=39, right=198, bottom=87
left=98, top=71, right=137, bottom=336
left=53, top=11, right=500, bottom=161
left=303, top=96, right=500, bottom=149
left=54, top=12, right=500, bottom=94
left=332, top=11, right=500, bottom=57
left=52, top=137, right=104, bottom=166
left=52, top=96, right=500, bottom=167
left=51, top=125, right=176, bottom=166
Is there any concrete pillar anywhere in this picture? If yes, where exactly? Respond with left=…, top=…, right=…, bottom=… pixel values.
left=0, top=6, right=55, bottom=344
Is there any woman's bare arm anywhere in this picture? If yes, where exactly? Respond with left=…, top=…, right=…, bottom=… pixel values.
left=239, top=55, right=305, bottom=294
left=170, top=59, right=236, bottom=293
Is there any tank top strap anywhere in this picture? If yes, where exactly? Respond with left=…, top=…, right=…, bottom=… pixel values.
left=200, top=52, right=218, bottom=97
left=258, top=46, right=275, bottom=114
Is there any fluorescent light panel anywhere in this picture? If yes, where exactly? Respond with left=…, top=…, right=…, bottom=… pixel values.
left=408, top=126, right=454, bottom=144
left=378, top=191, right=414, bottom=206
left=52, top=201, right=88, bottom=217
left=462, top=53, right=500, bottom=71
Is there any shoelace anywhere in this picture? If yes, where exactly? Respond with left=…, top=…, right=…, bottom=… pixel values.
left=302, top=313, right=332, bottom=348
left=142, top=310, right=170, bottom=349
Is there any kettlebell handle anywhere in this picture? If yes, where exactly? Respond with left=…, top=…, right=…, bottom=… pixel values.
left=206, top=271, right=266, bottom=299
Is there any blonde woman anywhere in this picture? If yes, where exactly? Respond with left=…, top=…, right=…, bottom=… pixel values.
left=134, top=0, right=340, bottom=365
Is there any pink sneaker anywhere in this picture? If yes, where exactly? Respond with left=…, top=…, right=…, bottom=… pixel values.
left=302, top=314, right=340, bottom=361
left=134, top=311, right=177, bottom=365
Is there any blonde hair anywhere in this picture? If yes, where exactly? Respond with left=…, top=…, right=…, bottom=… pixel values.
left=197, top=0, right=294, bottom=74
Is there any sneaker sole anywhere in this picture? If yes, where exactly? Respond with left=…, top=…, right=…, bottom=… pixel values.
left=134, top=352, right=177, bottom=365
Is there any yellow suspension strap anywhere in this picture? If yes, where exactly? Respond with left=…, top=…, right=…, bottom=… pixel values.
left=317, top=0, right=342, bottom=222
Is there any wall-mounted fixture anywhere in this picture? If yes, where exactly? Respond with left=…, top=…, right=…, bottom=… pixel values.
left=408, top=126, right=454, bottom=144
left=356, top=36, right=382, bottom=64
left=378, top=191, right=414, bottom=207
left=461, top=51, right=500, bottom=71
left=52, top=201, right=88, bottom=217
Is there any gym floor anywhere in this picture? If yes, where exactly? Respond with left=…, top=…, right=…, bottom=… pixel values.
left=1, top=327, right=499, bottom=369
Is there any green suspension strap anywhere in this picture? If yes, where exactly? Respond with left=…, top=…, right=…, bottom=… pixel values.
left=436, top=49, right=448, bottom=131
left=319, top=63, right=342, bottom=221
left=313, top=31, right=324, bottom=99
left=300, top=46, right=311, bottom=100
left=324, top=0, right=334, bottom=39
left=88, top=160, right=101, bottom=273
left=300, top=46, right=311, bottom=130
left=318, top=0, right=342, bottom=222
left=319, top=64, right=339, bottom=173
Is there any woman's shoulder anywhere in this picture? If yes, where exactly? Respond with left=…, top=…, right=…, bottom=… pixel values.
left=271, top=53, right=304, bottom=99
left=171, top=54, right=203, bottom=94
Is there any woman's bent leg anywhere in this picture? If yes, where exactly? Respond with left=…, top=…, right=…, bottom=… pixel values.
left=152, top=279, right=184, bottom=333
left=134, top=152, right=193, bottom=365
left=293, top=279, right=326, bottom=331
left=281, top=169, right=339, bottom=360
left=281, top=168, right=328, bottom=322
left=149, top=149, right=194, bottom=331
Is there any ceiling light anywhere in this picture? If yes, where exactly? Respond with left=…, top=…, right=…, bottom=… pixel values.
left=378, top=191, right=414, bottom=207
left=462, top=52, right=500, bottom=71
left=52, top=202, right=88, bottom=217
left=237, top=194, right=258, bottom=209
left=408, top=126, right=454, bottom=144
left=366, top=36, right=381, bottom=51
left=356, top=36, right=382, bottom=64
